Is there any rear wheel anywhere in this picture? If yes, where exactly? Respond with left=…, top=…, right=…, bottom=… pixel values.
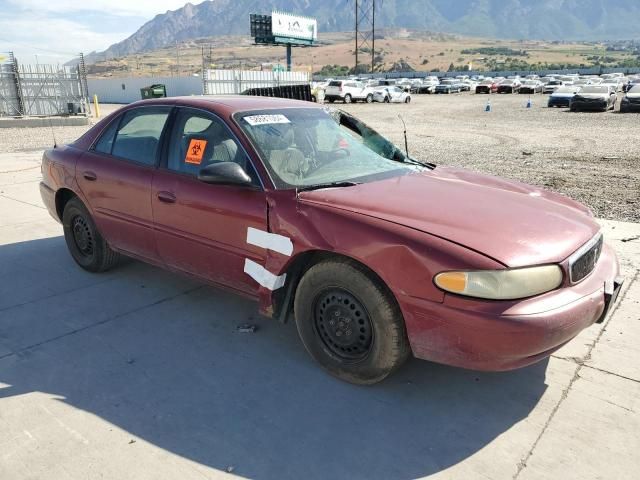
left=344, top=94, right=352, bottom=104
left=62, top=197, right=120, bottom=272
left=384, top=96, right=390, bottom=103
left=366, top=94, right=373, bottom=103
left=294, top=259, right=410, bottom=385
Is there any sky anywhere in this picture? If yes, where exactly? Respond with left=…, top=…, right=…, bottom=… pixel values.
left=0, top=0, right=205, bottom=64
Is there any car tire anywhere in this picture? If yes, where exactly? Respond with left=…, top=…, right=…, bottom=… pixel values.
left=62, top=197, right=120, bottom=273
left=344, top=94, right=352, bottom=104
left=384, top=96, right=390, bottom=103
left=311, top=95, right=317, bottom=103
left=294, top=259, right=410, bottom=385
left=366, top=94, right=373, bottom=103
left=405, top=97, right=411, bottom=103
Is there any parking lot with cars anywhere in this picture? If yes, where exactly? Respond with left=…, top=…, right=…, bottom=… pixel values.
left=314, top=72, right=640, bottom=113
left=1, top=97, right=639, bottom=479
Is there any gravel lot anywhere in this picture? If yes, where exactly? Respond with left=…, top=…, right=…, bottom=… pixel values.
left=1, top=95, right=638, bottom=221
left=340, top=93, right=640, bottom=222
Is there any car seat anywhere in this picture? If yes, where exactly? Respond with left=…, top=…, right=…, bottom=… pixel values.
left=175, top=120, right=242, bottom=176
left=254, top=124, right=308, bottom=185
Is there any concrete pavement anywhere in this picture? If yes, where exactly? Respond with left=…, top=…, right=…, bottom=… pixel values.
left=0, top=150, right=639, bottom=480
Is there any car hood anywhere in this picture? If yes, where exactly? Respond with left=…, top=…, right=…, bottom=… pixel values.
left=299, top=167, right=599, bottom=267
left=551, top=93, right=576, bottom=98
left=625, top=93, right=640, bottom=99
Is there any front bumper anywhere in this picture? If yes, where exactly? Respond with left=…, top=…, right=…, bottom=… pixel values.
left=571, top=100, right=608, bottom=111
left=548, top=98, right=572, bottom=107
left=399, top=243, right=622, bottom=371
left=620, top=101, right=640, bottom=112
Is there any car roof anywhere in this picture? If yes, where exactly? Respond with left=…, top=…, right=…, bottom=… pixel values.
left=127, top=95, right=321, bottom=115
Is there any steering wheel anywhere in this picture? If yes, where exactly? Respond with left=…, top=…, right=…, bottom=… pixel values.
left=330, top=147, right=351, bottom=158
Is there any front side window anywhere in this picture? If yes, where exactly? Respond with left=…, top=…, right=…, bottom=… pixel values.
left=111, top=107, right=171, bottom=166
left=236, top=108, right=426, bottom=188
left=166, top=108, right=258, bottom=183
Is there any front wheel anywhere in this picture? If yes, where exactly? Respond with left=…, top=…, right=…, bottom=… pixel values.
left=384, top=96, right=390, bottom=103
left=62, top=197, right=120, bottom=272
left=294, top=260, right=410, bottom=385
left=366, top=94, right=373, bottom=103
left=405, top=96, right=411, bottom=103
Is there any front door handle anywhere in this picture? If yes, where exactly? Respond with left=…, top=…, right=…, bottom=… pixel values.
left=157, top=191, right=176, bottom=204
left=83, top=171, right=97, bottom=181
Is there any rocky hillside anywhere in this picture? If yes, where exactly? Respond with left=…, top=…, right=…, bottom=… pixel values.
left=85, top=0, right=640, bottom=62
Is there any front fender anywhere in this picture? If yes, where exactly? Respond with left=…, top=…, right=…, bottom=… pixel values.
left=259, top=190, right=502, bottom=316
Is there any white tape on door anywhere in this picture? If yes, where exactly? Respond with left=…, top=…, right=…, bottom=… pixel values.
left=247, top=227, right=293, bottom=256
left=244, top=259, right=287, bottom=290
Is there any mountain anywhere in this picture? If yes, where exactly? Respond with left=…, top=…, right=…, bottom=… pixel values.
left=85, top=0, right=640, bottom=62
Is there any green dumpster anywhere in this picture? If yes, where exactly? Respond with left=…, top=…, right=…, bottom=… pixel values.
left=140, top=84, right=167, bottom=100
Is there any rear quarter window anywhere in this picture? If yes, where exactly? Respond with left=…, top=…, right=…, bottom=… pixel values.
left=93, top=117, right=120, bottom=154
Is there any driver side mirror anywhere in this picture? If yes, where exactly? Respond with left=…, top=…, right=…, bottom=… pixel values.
left=198, top=162, right=253, bottom=187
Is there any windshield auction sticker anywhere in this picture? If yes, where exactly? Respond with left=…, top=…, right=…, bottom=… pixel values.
left=244, top=114, right=291, bottom=126
left=185, top=139, right=208, bottom=164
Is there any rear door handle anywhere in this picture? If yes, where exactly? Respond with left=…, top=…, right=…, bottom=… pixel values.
left=83, top=171, right=97, bottom=181
left=157, top=191, right=176, bottom=204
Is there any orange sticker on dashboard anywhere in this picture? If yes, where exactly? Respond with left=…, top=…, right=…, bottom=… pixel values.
left=185, top=139, right=207, bottom=164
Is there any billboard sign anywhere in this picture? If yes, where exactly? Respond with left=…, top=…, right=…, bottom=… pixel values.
left=271, top=11, right=317, bottom=42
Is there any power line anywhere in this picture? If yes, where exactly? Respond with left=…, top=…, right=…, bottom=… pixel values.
left=0, top=37, right=79, bottom=56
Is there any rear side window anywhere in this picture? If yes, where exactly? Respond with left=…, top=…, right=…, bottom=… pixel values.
left=111, top=107, right=171, bottom=166
left=328, top=81, right=342, bottom=87
left=93, top=118, right=120, bottom=154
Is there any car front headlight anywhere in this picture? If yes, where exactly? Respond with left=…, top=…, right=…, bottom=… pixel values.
left=434, top=265, right=563, bottom=300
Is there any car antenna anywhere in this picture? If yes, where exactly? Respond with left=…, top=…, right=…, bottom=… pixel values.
left=398, top=114, right=409, bottom=158
left=47, top=117, right=58, bottom=148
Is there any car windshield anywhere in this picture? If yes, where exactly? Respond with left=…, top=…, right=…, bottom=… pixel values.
left=581, top=86, right=608, bottom=94
left=628, top=85, right=640, bottom=93
left=235, top=108, right=426, bottom=189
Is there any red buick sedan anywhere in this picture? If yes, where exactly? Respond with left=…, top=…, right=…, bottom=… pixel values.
left=40, top=96, right=623, bottom=384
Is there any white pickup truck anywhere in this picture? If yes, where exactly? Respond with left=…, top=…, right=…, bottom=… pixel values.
left=324, top=80, right=377, bottom=103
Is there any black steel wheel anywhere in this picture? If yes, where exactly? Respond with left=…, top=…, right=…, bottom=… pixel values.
left=63, top=197, right=120, bottom=272
left=313, top=288, right=373, bottom=361
left=71, top=215, right=95, bottom=257
left=294, top=259, right=410, bottom=385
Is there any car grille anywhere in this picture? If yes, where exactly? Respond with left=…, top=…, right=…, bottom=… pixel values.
left=569, top=234, right=603, bottom=284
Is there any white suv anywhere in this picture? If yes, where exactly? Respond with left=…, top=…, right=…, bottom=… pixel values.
left=324, top=80, right=376, bottom=103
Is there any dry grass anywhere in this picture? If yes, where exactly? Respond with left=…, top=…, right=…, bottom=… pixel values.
left=87, top=31, right=631, bottom=78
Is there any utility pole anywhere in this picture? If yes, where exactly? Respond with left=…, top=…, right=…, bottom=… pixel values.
left=175, top=41, right=180, bottom=76
left=354, top=0, right=376, bottom=74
